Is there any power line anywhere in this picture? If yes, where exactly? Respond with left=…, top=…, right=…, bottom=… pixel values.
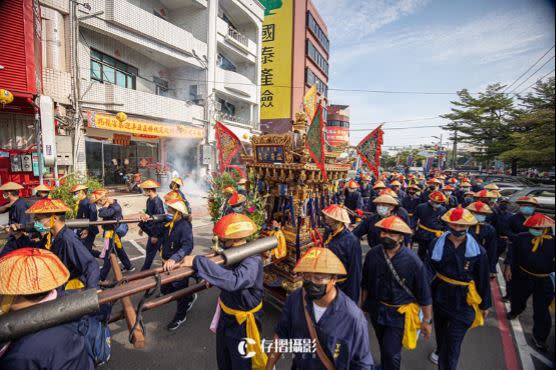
left=349, top=116, right=444, bottom=126
left=515, top=68, right=556, bottom=95
left=508, top=55, right=556, bottom=94
left=503, top=45, right=555, bottom=92
left=349, top=125, right=444, bottom=132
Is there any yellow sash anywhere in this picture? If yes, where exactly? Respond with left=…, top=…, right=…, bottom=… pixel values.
left=381, top=301, right=421, bottom=350
left=531, top=231, right=552, bottom=252
left=436, top=273, right=484, bottom=328
left=269, top=229, right=287, bottom=259
left=0, top=295, right=14, bottom=315
left=65, top=278, right=85, bottom=290
left=418, top=224, right=444, bottom=238
left=219, top=300, right=267, bottom=369
left=104, top=230, right=123, bottom=249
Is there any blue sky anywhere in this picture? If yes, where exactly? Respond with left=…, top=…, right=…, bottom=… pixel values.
left=313, top=0, right=555, bottom=151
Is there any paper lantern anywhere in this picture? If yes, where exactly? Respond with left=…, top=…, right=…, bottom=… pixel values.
left=0, top=89, right=14, bottom=105
left=116, top=112, right=127, bottom=123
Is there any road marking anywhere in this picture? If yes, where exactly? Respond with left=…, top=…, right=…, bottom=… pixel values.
left=496, top=265, right=555, bottom=369
left=128, top=239, right=146, bottom=254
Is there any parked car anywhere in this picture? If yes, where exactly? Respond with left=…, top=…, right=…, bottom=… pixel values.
left=508, top=186, right=555, bottom=217
left=479, top=175, right=535, bottom=186
left=499, top=187, right=522, bottom=197
left=492, top=182, right=526, bottom=190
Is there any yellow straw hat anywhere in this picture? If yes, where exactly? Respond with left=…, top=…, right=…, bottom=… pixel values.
left=373, top=194, right=399, bottom=206
left=33, top=184, right=52, bottom=193
left=375, top=216, right=413, bottom=235
left=466, top=201, right=493, bottom=214
left=166, top=199, right=189, bottom=215
left=441, top=207, right=478, bottom=226
left=70, top=184, right=88, bottom=193
left=0, top=248, right=69, bottom=295
left=322, top=205, right=351, bottom=224
left=139, top=179, right=160, bottom=189
left=293, top=247, right=347, bottom=275
left=26, top=199, right=71, bottom=214
left=0, top=182, right=23, bottom=191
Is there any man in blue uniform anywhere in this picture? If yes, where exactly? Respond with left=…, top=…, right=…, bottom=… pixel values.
left=504, top=213, right=555, bottom=352
left=182, top=213, right=266, bottom=370
left=361, top=216, right=433, bottom=370
left=426, top=207, right=491, bottom=370
left=0, top=248, right=94, bottom=370
left=455, top=181, right=472, bottom=205
left=415, top=191, right=447, bottom=260
left=26, top=198, right=100, bottom=290
left=92, top=189, right=135, bottom=281
left=344, top=180, right=364, bottom=223
left=419, top=178, right=442, bottom=204
left=467, top=201, right=498, bottom=278
left=360, top=174, right=373, bottom=208
left=267, top=247, right=373, bottom=370
left=138, top=179, right=165, bottom=271
left=442, top=185, right=458, bottom=209
left=160, top=199, right=197, bottom=330
left=354, top=195, right=403, bottom=248
left=390, top=180, right=407, bottom=201
left=0, top=182, right=30, bottom=226
left=493, top=197, right=513, bottom=260
left=402, top=184, right=421, bottom=230
left=507, top=196, right=538, bottom=242
left=72, top=184, right=99, bottom=256
left=169, top=177, right=192, bottom=214
left=322, top=204, right=362, bottom=303
left=33, top=183, right=53, bottom=200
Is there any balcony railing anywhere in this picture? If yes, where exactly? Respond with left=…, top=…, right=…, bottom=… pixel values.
left=216, top=112, right=252, bottom=126
left=227, top=26, right=248, bottom=47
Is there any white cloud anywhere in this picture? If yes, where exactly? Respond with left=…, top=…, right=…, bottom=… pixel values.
left=313, top=0, right=430, bottom=45
left=330, top=9, right=554, bottom=67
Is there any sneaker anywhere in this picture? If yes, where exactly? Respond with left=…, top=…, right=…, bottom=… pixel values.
left=186, top=293, right=198, bottom=313
left=429, top=350, right=439, bottom=365
left=506, top=312, right=519, bottom=320
left=124, top=266, right=136, bottom=273
left=532, top=336, right=548, bottom=352
left=502, top=294, right=510, bottom=302
left=167, top=316, right=187, bottom=331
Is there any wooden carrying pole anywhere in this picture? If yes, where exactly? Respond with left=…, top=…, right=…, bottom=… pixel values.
left=110, top=253, right=145, bottom=349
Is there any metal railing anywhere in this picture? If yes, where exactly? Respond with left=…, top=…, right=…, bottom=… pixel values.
left=227, top=26, right=249, bottom=47
left=216, top=112, right=253, bottom=126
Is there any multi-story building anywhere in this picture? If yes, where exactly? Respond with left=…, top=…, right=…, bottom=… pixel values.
left=326, top=104, right=350, bottom=147
left=259, top=0, right=329, bottom=134
left=39, top=0, right=263, bottom=183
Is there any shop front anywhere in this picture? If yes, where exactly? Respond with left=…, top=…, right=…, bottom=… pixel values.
left=85, top=112, right=205, bottom=186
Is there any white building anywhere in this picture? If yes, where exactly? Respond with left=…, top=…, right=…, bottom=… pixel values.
left=39, top=0, right=263, bottom=183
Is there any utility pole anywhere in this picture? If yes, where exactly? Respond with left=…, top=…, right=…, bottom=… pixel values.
left=452, top=129, right=458, bottom=170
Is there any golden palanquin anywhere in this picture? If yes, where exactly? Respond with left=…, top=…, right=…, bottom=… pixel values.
left=245, top=113, right=350, bottom=301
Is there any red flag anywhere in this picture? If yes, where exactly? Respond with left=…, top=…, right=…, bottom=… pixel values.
left=305, top=103, right=327, bottom=180
left=356, top=125, right=384, bottom=177
left=215, top=121, right=241, bottom=174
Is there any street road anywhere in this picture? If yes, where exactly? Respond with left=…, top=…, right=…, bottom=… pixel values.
left=103, top=223, right=555, bottom=370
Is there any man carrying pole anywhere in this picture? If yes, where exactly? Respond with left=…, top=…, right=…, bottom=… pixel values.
left=138, top=179, right=165, bottom=271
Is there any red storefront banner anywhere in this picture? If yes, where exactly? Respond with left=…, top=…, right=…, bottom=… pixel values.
left=325, top=126, right=349, bottom=146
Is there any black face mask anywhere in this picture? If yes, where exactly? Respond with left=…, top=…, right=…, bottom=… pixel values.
left=303, top=280, right=327, bottom=301
left=449, top=227, right=466, bottom=238
left=381, top=237, right=399, bottom=250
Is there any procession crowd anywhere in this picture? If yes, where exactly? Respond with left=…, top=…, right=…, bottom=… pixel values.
left=0, top=170, right=553, bottom=370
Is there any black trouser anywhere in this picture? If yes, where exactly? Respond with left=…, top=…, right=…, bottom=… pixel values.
left=416, top=239, right=433, bottom=261
left=434, top=308, right=472, bottom=370
left=510, top=268, right=554, bottom=341
left=160, top=277, right=193, bottom=320
left=371, top=318, right=404, bottom=370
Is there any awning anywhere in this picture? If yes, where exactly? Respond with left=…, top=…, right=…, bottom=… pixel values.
left=87, top=112, right=205, bottom=140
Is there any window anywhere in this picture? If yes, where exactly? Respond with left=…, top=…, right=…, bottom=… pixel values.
left=307, top=41, right=329, bottom=75
left=189, top=85, right=198, bottom=100
left=217, top=53, right=237, bottom=72
left=307, top=12, right=330, bottom=52
left=306, top=68, right=328, bottom=97
left=217, top=97, right=236, bottom=116
left=327, top=120, right=349, bottom=128
left=153, top=76, right=169, bottom=97
left=90, top=49, right=137, bottom=89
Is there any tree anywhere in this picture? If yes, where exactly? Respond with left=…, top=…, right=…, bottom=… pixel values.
left=442, top=84, right=517, bottom=169
left=500, top=77, right=555, bottom=169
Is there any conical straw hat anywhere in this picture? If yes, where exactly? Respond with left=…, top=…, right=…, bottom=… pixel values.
left=293, top=247, right=347, bottom=275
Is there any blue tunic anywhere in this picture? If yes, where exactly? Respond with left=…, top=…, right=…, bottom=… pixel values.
left=97, top=201, right=123, bottom=231
left=426, top=237, right=492, bottom=324
left=469, top=223, right=498, bottom=274
left=274, top=288, right=373, bottom=370
left=8, top=198, right=30, bottom=225
left=402, top=195, right=420, bottom=228
left=0, top=322, right=93, bottom=370
left=353, top=214, right=383, bottom=248
left=139, top=196, right=165, bottom=237
left=161, top=218, right=193, bottom=261
left=415, top=203, right=446, bottom=242
left=362, top=245, right=432, bottom=328
left=51, top=226, right=100, bottom=289
left=327, top=228, right=362, bottom=303
left=446, top=195, right=458, bottom=209
left=193, top=254, right=264, bottom=340
left=507, top=213, right=527, bottom=242
left=76, top=197, right=99, bottom=237
left=344, top=191, right=364, bottom=212
left=505, top=232, right=554, bottom=273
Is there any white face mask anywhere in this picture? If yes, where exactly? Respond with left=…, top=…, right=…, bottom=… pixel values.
left=377, top=205, right=391, bottom=218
